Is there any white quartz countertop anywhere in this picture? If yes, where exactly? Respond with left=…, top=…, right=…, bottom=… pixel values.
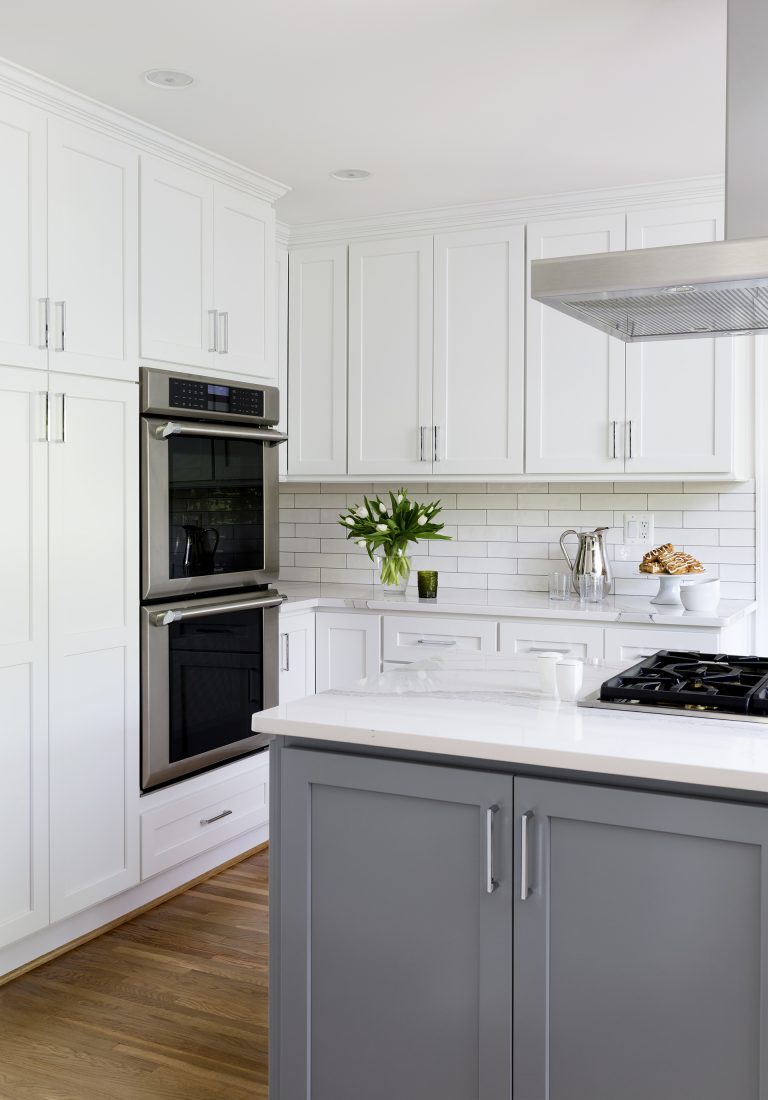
left=254, top=655, right=768, bottom=794
left=277, top=581, right=756, bottom=629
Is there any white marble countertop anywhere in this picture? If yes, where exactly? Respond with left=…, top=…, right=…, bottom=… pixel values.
left=254, top=655, right=768, bottom=794
left=277, top=581, right=756, bottom=629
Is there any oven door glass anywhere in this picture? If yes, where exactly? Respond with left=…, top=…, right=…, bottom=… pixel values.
left=168, top=434, right=264, bottom=581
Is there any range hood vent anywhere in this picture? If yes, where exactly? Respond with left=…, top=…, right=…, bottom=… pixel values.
left=531, top=0, right=768, bottom=342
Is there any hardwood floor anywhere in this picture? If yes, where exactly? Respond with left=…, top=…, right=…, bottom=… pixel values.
left=0, top=849, right=269, bottom=1100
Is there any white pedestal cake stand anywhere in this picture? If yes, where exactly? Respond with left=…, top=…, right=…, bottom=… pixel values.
left=640, top=571, right=708, bottom=606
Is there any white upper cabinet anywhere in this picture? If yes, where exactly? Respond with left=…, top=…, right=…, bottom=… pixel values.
left=0, top=94, right=46, bottom=371
left=47, top=119, right=138, bottom=381
left=0, top=368, right=49, bottom=947
left=48, top=373, right=139, bottom=921
left=288, top=245, right=348, bottom=476
left=140, top=157, right=276, bottom=380
left=212, top=184, right=275, bottom=378
left=625, top=203, right=735, bottom=474
left=433, top=226, right=525, bottom=475
left=348, top=237, right=434, bottom=476
left=526, top=215, right=627, bottom=474
left=140, top=156, right=213, bottom=369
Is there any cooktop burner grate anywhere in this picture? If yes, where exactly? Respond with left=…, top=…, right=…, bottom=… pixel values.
left=600, top=651, right=768, bottom=715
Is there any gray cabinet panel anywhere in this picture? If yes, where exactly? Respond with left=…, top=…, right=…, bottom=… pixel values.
left=276, top=747, right=514, bottom=1100
left=514, top=777, right=768, bottom=1100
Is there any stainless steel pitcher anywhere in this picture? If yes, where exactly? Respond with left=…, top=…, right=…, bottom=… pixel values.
left=559, top=526, right=612, bottom=595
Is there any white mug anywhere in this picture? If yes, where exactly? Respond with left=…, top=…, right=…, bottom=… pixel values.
left=555, top=658, right=584, bottom=702
left=536, top=651, right=564, bottom=695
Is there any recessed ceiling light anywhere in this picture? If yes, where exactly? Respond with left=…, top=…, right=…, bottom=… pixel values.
left=330, top=168, right=371, bottom=181
left=144, top=69, right=194, bottom=89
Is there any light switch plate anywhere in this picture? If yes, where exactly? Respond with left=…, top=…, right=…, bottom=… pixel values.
left=623, top=512, right=654, bottom=545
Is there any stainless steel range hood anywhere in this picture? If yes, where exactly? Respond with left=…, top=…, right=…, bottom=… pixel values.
left=531, top=0, right=768, bottom=342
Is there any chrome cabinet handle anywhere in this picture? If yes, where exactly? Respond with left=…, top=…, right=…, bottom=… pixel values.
left=218, top=311, right=229, bottom=354
left=38, top=392, right=50, bottom=443
left=280, top=632, right=290, bottom=672
left=200, top=809, right=232, bottom=826
left=419, top=425, right=427, bottom=461
left=627, top=419, right=634, bottom=460
left=611, top=419, right=617, bottom=459
left=434, top=425, right=440, bottom=462
left=415, top=638, right=457, bottom=647
left=520, top=810, right=533, bottom=901
left=208, top=309, right=218, bottom=352
left=38, top=298, right=50, bottom=349
left=486, top=805, right=499, bottom=894
left=50, top=393, right=66, bottom=443
left=54, top=301, right=66, bottom=351
left=526, top=646, right=571, bottom=654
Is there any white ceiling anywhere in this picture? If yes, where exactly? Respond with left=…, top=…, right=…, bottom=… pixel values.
left=1, top=0, right=726, bottom=225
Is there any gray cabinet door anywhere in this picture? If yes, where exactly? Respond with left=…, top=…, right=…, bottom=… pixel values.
left=275, top=747, right=514, bottom=1100
left=514, top=777, right=768, bottom=1100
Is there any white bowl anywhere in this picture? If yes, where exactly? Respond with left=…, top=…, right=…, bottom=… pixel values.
left=680, top=578, right=720, bottom=612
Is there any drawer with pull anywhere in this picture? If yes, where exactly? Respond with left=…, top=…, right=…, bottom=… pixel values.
left=499, top=621, right=604, bottom=661
left=140, top=757, right=269, bottom=879
left=383, top=614, right=497, bottom=662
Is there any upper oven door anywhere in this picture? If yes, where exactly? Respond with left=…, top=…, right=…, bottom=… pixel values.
left=141, top=417, right=285, bottom=600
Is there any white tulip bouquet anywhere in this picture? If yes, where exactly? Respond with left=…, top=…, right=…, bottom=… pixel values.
left=338, top=488, right=450, bottom=588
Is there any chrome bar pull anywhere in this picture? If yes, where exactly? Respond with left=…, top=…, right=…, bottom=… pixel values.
left=627, top=419, right=634, bottom=460
left=218, top=311, right=229, bottom=354
left=38, top=392, right=50, bottom=443
left=38, top=298, right=50, bottom=349
left=54, top=301, right=66, bottom=351
left=486, top=806, right=499, bottom=894
left=611, top=419, right=617, bottom=459
left=208, top=309, right=219, bottom=352
left=520, top=810, right=534, bottom=901
left=433, top=425, right=440, bottom=462
left=415, top=638, right=457, bottom=647
left=200, top=809, right=232, bottom=826
left=50, top=393, right=66, bottom=443
left=280, top=632, right=290, bottom=672
left=419, top=425, right=427, bottom=462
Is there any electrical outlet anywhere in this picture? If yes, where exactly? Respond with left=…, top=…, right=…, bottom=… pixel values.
left=623, top=512, right=654, bottom=545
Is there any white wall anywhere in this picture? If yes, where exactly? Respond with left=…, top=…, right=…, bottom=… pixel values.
left=279, top=480, right=756, bottom=600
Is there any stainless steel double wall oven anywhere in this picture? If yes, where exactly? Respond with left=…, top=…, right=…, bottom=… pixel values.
left=140, top=367, right=286, bottom=790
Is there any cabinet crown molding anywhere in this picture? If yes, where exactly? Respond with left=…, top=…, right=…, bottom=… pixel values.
left=0, top=56, right=290, bottom=204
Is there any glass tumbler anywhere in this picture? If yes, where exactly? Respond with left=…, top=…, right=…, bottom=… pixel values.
left=549, top=572, right=571, bottom=601
left=417, top=570, right=438, bottom=599
left=578, top=574, right=605, bottom=603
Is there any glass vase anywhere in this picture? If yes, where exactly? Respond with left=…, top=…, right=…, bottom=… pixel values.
left=376, top=550, right=411, bottom=596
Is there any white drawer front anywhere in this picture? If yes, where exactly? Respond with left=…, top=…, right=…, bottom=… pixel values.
left=141, top=757, right=268, bottom=879
left=383, top=615, right=497, bottom=662
left=499, top=621, right=604, bottom=661
left=604, top=628, right=716, bottom=667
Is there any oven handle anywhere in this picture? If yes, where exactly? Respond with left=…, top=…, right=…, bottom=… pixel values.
left=154, top=420, right=288, bottom=447
left=149, top=593, right=287, bottom=627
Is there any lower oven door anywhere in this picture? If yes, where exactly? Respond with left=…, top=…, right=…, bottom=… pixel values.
left=141, top=589, right=283, bottom=791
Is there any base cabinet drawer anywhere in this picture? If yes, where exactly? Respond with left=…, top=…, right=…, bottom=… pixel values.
left=604, top=628, right=716, bottom=666
left=499, top=621, right=604, bottom=661
left=140, top=757, right=269, bottom=879
left=383, top=614, right=497, bottom=662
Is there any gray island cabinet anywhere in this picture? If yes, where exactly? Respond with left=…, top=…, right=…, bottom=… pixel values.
left=270, top=742, right=768, bottom=1100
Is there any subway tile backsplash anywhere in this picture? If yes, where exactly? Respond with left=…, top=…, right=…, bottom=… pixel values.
left=278, top=482, right=757, bottom=600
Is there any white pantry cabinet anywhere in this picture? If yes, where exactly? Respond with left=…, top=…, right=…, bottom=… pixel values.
left=280, top=611, right=317, bottom=703
left=47, top=120, right=139, bottom=381
left=625, top=204, right=736, bottom=474
left=315, top=612, right=381, bottom=691
left=526, top=214, right=627, bottom=475
left=47, top=373, right=140, bottom=920
left=0, top=369, right=49, bottom=948
left=140, top=157, right=275, bottom=381
left=348, top=237, right=434, bottom=476
left=288, top=245, right=348, bottom=476
left=0, top=94, right=46, bottom=372
left=433, top=226, right=525, bottom=475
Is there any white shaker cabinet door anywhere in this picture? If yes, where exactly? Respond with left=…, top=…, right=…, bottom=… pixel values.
left=315, top=612, right=381, bottom=692
left=348, top=237, right=433, bottom=476
left=140, top=156, right=213, bottom=369
left=526, top=215, right=626, bottom=474
left=0, top=95, right=47, bottom=371
left=288, top=245, right=348, bottom=476
left=279, top=612, right=316, bottom=703
left=0, top=368, right=49, bottom=946
left=433, top=226, right=525, bottom=475
left=212, top=184, right=275, bottom=380
left=48, top=374, right=140, bottom=921
left=625, top=204, right=735, bottom=474
left=48, top=119, right=138, bottom=380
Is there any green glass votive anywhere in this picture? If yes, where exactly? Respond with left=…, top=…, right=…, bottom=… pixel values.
left=417, top=570, right=438, bottom=599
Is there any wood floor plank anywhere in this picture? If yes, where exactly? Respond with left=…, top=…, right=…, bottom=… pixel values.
left=0, top=849, right=270, bottom=1100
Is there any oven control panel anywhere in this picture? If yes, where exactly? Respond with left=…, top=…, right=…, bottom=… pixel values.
left=168, top=377, right=265, bottom=417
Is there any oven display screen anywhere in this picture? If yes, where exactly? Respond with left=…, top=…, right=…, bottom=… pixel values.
left=207, top=384, right=231, bottom=412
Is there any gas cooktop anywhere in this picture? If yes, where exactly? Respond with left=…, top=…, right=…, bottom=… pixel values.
left=579, top=651, right=768, bottom=724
